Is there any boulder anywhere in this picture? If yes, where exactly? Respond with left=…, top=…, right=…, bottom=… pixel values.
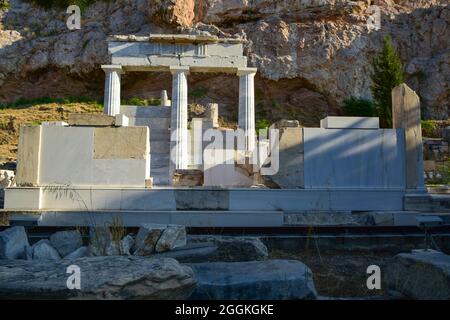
left=64, top=246, right=91, bottom=260
left=0, top=226, right=29, bottom=259
left=152, top=243, right=219, bottom=263
left=188, top=260, right=317, bottom=300
left=133, top=224, right=166, bottom=255
left=105, top=234, right=135, bottom=256
left=188, top=235, right=268, bottom=261
left=50, top=230, right=83, bottom=257
left=384, top=250, right=450, bottom=300
left=155, top=225, right=187, bottom=253
left=31, top=240, right=61, bottom=260
left=0, top=257, right=196, bottom=299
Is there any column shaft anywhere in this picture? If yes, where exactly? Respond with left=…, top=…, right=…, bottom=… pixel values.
left=170, top=66, right=189, bottom=173
left=102, top=65, right=122, bottom=116
left=237, top=68, right=257, bottom=153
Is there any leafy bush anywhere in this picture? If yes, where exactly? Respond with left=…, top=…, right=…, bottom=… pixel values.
left=342, top=97, right=375, bottom=117
left=0, top=0, right=9, bottom=10
left=121, top=97, right=161, bottom=106
left=370, top=35, right=404, bottom=128
left=421, top=120, right=438, bottom=138
left=189, top=87, right=208, bottom=99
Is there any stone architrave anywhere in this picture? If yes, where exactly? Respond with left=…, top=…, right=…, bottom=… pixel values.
left=102, top=65, right=123, bottom=116
left=392, top=83, right=425, bottom=191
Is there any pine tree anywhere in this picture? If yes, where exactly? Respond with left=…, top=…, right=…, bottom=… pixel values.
left=370, top=35, right=404, bottom=128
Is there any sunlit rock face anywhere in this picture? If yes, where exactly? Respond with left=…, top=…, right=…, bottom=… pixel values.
left=0, top=0, right=448, bottom=121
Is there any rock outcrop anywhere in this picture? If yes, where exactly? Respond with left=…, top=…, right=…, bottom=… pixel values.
left=0, top=0, right=448, bottom=122
left=0, top=256, right=196, bottom=299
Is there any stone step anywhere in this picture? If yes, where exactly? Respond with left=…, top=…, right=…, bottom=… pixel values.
left=120, top=105, right=171, bottom=118
left=404, top=194, right=450, bottom=212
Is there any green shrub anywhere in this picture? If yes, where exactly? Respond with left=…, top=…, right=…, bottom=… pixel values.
left=0, top=0, right=9, bottom=10
left=342, top=97, right=375, bottom=117
left=0, top=96, right=102, bottom=109
left=371, top=35, right=404, bottom=128
left=421, top=120, right=438, bottom=138
left=189, top=87, right=208, bottom=99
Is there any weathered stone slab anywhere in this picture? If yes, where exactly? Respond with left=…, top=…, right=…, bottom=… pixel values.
left=269, top=127, right=304, bottom=188
left=0, top=226, right=29, bottom=259
left=172, top=169, right=204, bottom=187
left=93, top=126, right=149, bottom=159
left=0, top=257, right=195, bottom=299
left=155, top=225, right=187, bottom=253
left=133, top=224, right=166, bottom=255
left=320, top=116, right=379, bottom=129
left=16, top=125, right=41, bottom=186
left=384, top=250, right=450, bottom=300
left=188, top=260, right=317, bottom=300
left=68, top=113, right=115, bottom=126
left=392, top=83, right=425, bottom=190
left=49, top=230, right=83, bottom=257
left=188, top=235, right=268, bottom=261
left=175, top=189, right=229, bottom=210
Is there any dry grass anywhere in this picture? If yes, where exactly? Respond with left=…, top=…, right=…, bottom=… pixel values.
left=0, top=102, right=102, bottom=162
left=269, top=248, right=393, bottom=298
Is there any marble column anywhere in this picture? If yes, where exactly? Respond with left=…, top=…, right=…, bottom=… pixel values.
left=102, top=65, right=122, bottom=116
left=237, top=67, right=257, bottom=153
left=392, top=83, right=426, bottom=192
left=169, top=66, right=190, bottom=175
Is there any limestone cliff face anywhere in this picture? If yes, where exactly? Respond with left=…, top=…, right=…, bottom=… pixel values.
left=0, top=0, right=448, bottom=125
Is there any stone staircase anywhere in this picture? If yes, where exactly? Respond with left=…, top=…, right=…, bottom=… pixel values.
left=120, top=105, right=171, bottom=186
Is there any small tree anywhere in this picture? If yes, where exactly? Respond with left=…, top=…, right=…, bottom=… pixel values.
left=342, top=97, right=375, bottom=117
left=370, top=35, right=404, bottom=128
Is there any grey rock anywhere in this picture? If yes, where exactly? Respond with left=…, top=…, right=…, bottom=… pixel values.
left=133, top=224, right=166, bottom=255
left=155, top=225, right=187, bottom=253
left=188, top=260, right=317, bottom=300
left=120, top=234, right=134, bottom=255
left=384, top=250, right=450, bottom=300
left=0, top=257, right=196, bottom=299
left=105, top=235, right=134, bottom=256
left=189, top=235, right=268, bottom=261
left=0, top=226, right=29, bottom=259
left=31, top=240, right=61, bottom=260
left=64, top=246, right=91, bottom=260
left=49, top=230, right=83, bottom=257
left=152, top=243, right=219, bottom=263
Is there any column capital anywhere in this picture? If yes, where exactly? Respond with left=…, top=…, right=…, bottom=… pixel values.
left=170, top=66, right=190, bottom=75
left=101, top=65, right=123, bottom=74
left=236, top=67, right=257, bottom=76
